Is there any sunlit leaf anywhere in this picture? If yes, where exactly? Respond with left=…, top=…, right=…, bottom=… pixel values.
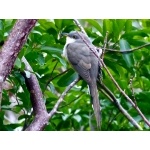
left=119, top=39, right=134, bottom=68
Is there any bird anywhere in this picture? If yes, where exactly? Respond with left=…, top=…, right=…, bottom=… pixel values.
left=62, top=31, right=102, bottom=128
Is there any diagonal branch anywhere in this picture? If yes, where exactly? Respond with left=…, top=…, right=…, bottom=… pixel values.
left=21, top=57, right=49, bottom=131
left=101, top=60, right=150, bottom=127
left=22, top=56, right=79, bottom=130
left=73, top=19, right=87, bottom=35
left=48, top=77, right=80, bottom=119
left=82, top=34, right=150, bottom=127
left=0, top=19, right=37, bottom=104
left=22, top=57, right=79, bottom=130
left=99, top=82, right=142, bottom=130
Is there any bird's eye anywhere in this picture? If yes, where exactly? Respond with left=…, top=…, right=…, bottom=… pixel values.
left=73, top=35, right=77, bottom=39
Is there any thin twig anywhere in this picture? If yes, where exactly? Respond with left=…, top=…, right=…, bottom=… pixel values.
left=48, top=77, right=80, bottom=119
left=44, top=61, right=58, bottom=90
left=129, top=75, right=137, bottom=105
left=73, top=19, right=87, bottom=35
left=101, top=60, right=150, bottom=127
left=60, top=93, right=83, bottom=109
left=102, top=31, right=108, bottom=59
left=47, top=69, right=70, bottom=83
left=107, top=111, right=120, bottom=130
left=99, top=82, right=143, bottom=130
left=104, top=43, right=150, bottom=53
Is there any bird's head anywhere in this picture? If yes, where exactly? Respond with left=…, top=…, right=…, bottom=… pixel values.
left=61, top=31, right=91, bottom=44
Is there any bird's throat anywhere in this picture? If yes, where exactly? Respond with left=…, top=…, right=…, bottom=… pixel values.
left=62, top=37, right=76, bottom=60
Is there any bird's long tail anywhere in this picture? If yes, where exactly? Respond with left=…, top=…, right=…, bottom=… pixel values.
left=89, top=82, right=101, bottom=128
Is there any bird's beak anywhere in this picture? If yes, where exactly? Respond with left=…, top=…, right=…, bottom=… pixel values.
left=60, top=32, right=68, bottom=38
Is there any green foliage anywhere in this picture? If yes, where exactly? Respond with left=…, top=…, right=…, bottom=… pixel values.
left=1, top=19, right=150, bottom=131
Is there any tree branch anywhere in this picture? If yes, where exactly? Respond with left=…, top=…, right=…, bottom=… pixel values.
left=21, top=57, right=49, bottom=131
left=99, top=82, right=143, bottom=130
left=104, top=43, right=150, bottom=53
left=48, top=77, right=80, bottom=119
left=101, top=60, right=150, bottom=127
left=73, top=19, right=87, bottom=35
left=22, top=56, right=79, bottom=131
left=44, top=69, right=70, bottom=91
left=0, top=19, right=37, bottom=105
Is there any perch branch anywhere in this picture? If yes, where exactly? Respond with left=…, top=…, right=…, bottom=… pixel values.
left=73, top=19, right=87, bottom=35
left=74, top=27, right=150, bottom=128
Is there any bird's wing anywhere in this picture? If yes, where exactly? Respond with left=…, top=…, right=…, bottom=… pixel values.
left=67, top=43, right=92, bottom=83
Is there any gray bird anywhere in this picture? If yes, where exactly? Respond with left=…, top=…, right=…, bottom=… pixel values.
left=62, top=31, right=102, bottom=128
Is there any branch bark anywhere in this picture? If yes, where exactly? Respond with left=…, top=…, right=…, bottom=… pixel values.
left=21, top=56, right=79, bottom=130
left=0, top=19, right=37, bottom=105
left=21, top=57, right=49, bottom=131
left=73, top=19, right=87, bottom=35
left=21, top=57, right=79, bottom=130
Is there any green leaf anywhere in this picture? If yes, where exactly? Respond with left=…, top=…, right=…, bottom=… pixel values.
left=142, top=19, right=150, bottom=28
left=125, top=20, right=132, bottom=33
left=74, top=109, right=81, bottom=114
left=52, top=54, right=66, bottom=67
left=38, top=19, right=57, bottom=31
left=112, top=20, right=120, bottom=41
left=14, top=58, right=21, bottom=69
left=116, top=19, right=126, bottom=32
left=103, top=19, right=112, bottom=36
left=112, top=19, right=126, bottom=41
left=57, top=69, right=78, bottom=87
left=36, top=53, right=45, bottom=66
left=122, top=29, right=149, bottom=39
left=73, top=115, right=82, bottom=122
left=31, top=30, right=42, bottom=35
left=25, top=51, right=38, bottom=61
left=40, top=33, right=56, bottom=45
left=41, top=46, right=62, bottom=55
left=119, top=39, right=134, bottom=68
left=62, top=19, right=74, bottom=27
left=136, top=91, right=150, bottom=115
left=62, top=114, right=72, bottom=121
left=0, top=20, right=4, bottom=30
left=85, top=19, right=102, bottom=33
left=54, top=19, right=62, bottom=29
